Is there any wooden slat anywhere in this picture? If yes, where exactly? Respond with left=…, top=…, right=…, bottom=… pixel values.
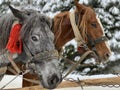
left=14, top=76, right=120, bottom=90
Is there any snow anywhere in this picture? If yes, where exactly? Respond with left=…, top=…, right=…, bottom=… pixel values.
left=84, top=58, right=96, bottom=65
left=0, top=75, right=23, bottom=89
left=109, top=53, right=120, bottom=61
left=64, top=74, right=118, bottom=81
left=82, top=68, right=91, bottom=74
left=74, top=56, right=81, bottom=61
left=79, top=0, right=89, bottom=4
left=42, top=2, right=51, bottom=12
left=64, top=39, right=77, bottom=49
left=101, top=0, right=120, bottom=8
left=109, top=52, right=116, bottom=61
left=114, top=31, right=120, bottom=39
left=109, top=7, right=120, bottom=15
left=115, top=21, right=120, bottom=27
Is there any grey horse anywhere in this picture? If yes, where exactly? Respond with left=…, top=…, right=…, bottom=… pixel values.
left=0, top=6, right=62, bottom=89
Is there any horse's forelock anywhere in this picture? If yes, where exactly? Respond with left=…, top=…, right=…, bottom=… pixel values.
left=0, top=14, right=16, bottom=49
left=20, top=14, right=51, bottom=40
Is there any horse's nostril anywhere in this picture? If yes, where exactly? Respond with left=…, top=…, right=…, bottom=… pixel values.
left=48, top=74, right=59, bottom=86
left=105, top=53, right=110, bottom=59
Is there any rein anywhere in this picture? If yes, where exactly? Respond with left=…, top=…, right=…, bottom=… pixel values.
left=62, top=11, right=108, bottom=78
left=23, top=41, right=59, bottom=61
left=62, top=12, right=94, bottom=79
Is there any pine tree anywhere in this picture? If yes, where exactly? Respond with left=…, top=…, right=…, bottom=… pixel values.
left=87, top=0, right=120, bottom=74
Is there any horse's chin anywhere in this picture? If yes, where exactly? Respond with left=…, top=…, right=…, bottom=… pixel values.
left=95, top=57, right=109, bottom=65
left=40, top=78, right=60, bottom=89
left=101, top=59, right=109, bottom=65
left=39, top=73, right=62, bottom=89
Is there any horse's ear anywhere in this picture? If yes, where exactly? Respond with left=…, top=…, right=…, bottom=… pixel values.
left=47, top=17, right=53, bottom=29
left=45, top=17, right=53, bottom=28
left=9, top=5, right=27, bottom=20
left=74, top=0, right=86, bottom=13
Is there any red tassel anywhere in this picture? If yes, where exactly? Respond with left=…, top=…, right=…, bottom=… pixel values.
left=6, top=24, right=22, bottom=54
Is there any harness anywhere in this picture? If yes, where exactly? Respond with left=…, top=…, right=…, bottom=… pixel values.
left=23, top=42, right=58, bottom=61
left=0, top=21, right=59, bottom=88
left=0, top=11, right=108, bottom=87
left=87, top=35, right=108, bottom=56
left=62, top=11, right=108, bottom=79
left=70, top=11, right=108, bottom=60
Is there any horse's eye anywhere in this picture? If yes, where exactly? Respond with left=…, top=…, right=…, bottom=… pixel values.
left=31, top=35, right=39, bottom=41
left=91, top=23, right=97, bottom=28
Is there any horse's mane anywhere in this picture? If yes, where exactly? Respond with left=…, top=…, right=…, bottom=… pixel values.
left=0, top=13, right=17, bottom=50
left=20, top=13, right=51, bottom=40
left=0, top=10, right=51, bottom=50
left=54, top=9, right=89, bottom=43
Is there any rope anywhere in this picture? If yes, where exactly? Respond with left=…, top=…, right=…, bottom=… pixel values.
left=7, top=66, right=40, bottom=84
left=0, top=74, right=20, bottom=89
left=69, top=11, right=85, bottom=46
left=62, top=11, right=94, bottom=79
left=7, top=53, right=21, bottom=74
left=0, top=67, right=7, bottom=74
left=63, top=50, right=93, bottom=79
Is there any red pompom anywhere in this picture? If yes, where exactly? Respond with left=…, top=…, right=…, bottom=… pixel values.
left=6, top=24, right=22, bottom=54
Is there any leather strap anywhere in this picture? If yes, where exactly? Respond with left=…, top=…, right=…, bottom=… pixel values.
left=69, top=11, right=85, bottom=46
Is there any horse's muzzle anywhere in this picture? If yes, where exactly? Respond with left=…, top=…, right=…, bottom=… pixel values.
left=41, top=73, right=62, bottom=89
left=48, top=73, right=62, bottom=89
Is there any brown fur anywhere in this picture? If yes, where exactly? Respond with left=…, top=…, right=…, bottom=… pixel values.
left=53, top=1, right=111, bottom=62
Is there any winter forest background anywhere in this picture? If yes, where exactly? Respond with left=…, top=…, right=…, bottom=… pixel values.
left=0, top=0, right=120, bottom=75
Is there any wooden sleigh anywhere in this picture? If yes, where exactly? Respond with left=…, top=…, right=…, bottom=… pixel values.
left=1, top=63, right=120, bottom=90
left=6, top=74, right=120, bottom=90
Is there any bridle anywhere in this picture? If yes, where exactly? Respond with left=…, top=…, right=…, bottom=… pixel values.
left=23, top=41, right=59, bottom=62
left=0, top=31, right=59, bottom=89
left=87, top=35, right=108, bottom=56
left=70, top=11, right=108, bottom=62
left=21, top=41, right=59, bottom=73
left=60, top=11, right=109, bottom=79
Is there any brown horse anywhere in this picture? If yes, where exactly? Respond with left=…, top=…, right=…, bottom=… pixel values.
left=53, top=0, right=111, bottom=63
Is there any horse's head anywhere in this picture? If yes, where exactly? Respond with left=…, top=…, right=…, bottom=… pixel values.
left=9, top=6, right=62, bottom=89
left=74, top=0, right=111, bottom=62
